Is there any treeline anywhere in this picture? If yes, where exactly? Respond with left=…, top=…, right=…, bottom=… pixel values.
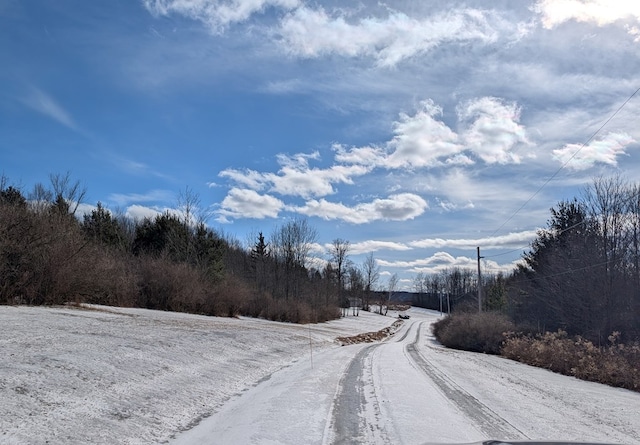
left=411, top=268, right=506, bottom=314
left=416, top=176, right=640, bottom=344
left=428, top=176, right=640, bottom=391
left=0, top=174, right=365, bottom=323
left=509, top=175, right=640, bottom=343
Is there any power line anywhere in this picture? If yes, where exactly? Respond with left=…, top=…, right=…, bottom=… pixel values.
left=489, top=86, right=640, bottom=240
left=506, top=257, right=617, bottom=286
left=484, top=86, right=640, bottom=261
left=484, top=219, right=588, bottom=259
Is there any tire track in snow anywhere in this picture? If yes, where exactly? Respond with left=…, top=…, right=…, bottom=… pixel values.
left=405, top=321, right=527, bottom=441
left=457, top=348, right=640, bottom=442
left=328, top=345, right=371, bottom=444
left=327, top=344, right=393, bottom=445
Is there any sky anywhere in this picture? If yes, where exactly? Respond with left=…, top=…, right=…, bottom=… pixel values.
left=2, top=0, right=640, bottom=290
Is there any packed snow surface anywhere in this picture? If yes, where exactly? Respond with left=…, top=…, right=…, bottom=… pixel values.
left=2, top=305, right=639, bottom=444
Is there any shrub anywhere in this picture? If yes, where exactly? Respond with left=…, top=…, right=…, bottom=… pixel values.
left=502, top=330, right=640, bottom=391
left=136, top=255, right=211, bottom=313
left=432, top=311, right=514, bottom=354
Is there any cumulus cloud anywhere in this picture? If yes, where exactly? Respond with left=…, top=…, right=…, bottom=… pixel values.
left=277, top=7, right=503, bottom=67
left=378, top=251, right=474, bottom=269
left=143, top=0, right=300, bottom=32
left=458, top=97, right=530, bottom=164
left=552, top=132, right=636, bottom=170
left=218, top=168, right=266, bottom=190
left=219, top=152, right=372, bottom=199
left=336, top=97, right=530, bottom=170
left=268, top=163, right=371, bottom=198
left=214, top=96, right=538, bottom=222
left=378, top=251, right=516, bottom=275
left=293, top=193, right=428, bottom=224
left=333, top=144, right=386, bottom=166
left=217, top=187, right=284, bottom=221
left=535, top=1, right=640, bottom=30
left=125, top=204, right=164, bottom=221
left=386, top=100, right=463, bottom=168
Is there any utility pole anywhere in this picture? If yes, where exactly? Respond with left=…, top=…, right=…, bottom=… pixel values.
left=477, top=246, right=483, bottom=313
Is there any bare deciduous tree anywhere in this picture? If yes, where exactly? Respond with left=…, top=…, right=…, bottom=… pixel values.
left=361, top=252, right=380, bottom=312
left=330, top=238, right=350, bottom=316
left=381, top=273, right=399, bottom=316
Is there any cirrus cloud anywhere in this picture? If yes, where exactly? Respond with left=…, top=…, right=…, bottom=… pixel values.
left=22, top=87, right=79, bottom=131
left=277, top=7, right=505, bottom=67
left=143, top=0, right=300, bottom=33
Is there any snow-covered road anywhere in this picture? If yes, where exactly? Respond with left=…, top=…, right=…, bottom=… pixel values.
left=2, top=305, right=640, bottom=444
left=172, top=308, right=640, bottom=445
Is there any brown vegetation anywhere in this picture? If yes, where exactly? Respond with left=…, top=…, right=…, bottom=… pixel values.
left=432, top=312, right=640, bottom=392
left=0, top=175, right=351, bottom=323
left=502, top=330, right=640, bottom=391
left=336, top=319, right=404, bottom=345
left=431, top=311, right=514, bottom=354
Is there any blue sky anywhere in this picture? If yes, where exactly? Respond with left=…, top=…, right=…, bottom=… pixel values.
left=2, top=0, right=640, bottom=290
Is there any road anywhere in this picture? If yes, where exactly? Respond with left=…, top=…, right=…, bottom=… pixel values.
left=171, top=308, right=640, bottom=445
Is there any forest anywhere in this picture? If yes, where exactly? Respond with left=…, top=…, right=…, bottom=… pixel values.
left=0, top=173, right=390, bottom=324
left=420, top=176, right=640, bottom=390
left=414, top=176, right=640, bottom=345
left=2, top=173, right=640, bottom=346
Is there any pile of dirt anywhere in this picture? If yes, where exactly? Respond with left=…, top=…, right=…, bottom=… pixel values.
left=336, top=319, right=404, bottom=345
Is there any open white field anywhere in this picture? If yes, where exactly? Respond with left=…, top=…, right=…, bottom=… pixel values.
left=2, top=305, right=639, bottom=444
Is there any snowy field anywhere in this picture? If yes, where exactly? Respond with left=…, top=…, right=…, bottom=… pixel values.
left=0, top=305, right=395, bottom=444
left=2, top=305, right=640, bottom=444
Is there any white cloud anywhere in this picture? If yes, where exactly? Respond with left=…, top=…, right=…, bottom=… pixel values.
left=125, top=204, right=163, bottom=221
left=293, top=193, right=428, bottom=224
left=217, top=187, right=284, bottom=220
left=552, top=132, right=636, bottom=170
left=445, top=154, right=475, bottom=167
left=627, top=25, right=640, bottom=42
left=409, top=230, right=539, bottom=250
left=143, top=0, right=300, bottom=32
left=428, top=168, right=541, bottom=218
left=335, top=97, right=531, bottom=170
left=458, top=97, right=530, bottom=164
left=378, top=251, right=473, bottom=269
left=332, top=144, right=386, bottom=166
left=378, top=251, right=516, bottom=275
left=22, top=88, right=78, bottom=131
left=108, top=190, right=175, bottom=206
left=268, top=163, right=371, bottom=198
left=349, top=240, right=412, bottom=255
left=219, top=152, right=372, bottom=198
left=215, top=96, right=540, bottom=224
left=218, top=168, right=266, bottom=191
left=277, top=7, right=502, bottom=67
left=535, top=1, right=640, bottom=30
left=386, top=100, right=463, bottom=168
